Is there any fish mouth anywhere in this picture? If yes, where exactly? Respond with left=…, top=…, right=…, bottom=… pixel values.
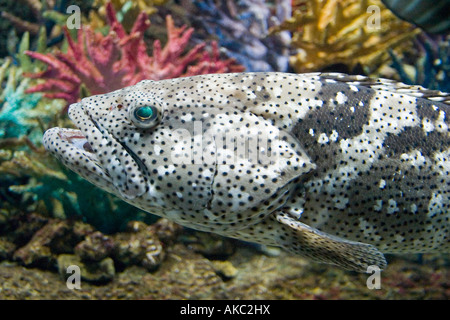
left=43, top=102, right=147, bottom=199
left=43, top=126, right=115, bottom=196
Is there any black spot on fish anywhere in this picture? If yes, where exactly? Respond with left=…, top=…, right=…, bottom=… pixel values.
left=384, top=127, right=450, bottom=157
left=291, top=83, right=374, bottom=175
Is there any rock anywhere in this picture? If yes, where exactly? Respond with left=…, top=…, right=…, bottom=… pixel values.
left=211, top=260, right=238, bottom=279
left=75, top=231, right=114, bottom=262
left=154, top=244, right=225, bottom=299
left=141, top=242, right=164, bottom=271
left=0, top=237, right=16, bottom=261
left=72, top=220, right=96, bottom=239
left=185, top=232, right=235, bottom=259
left=12, top=218, right=93, bottom=268
left=13, top=242, right=54, bottom=268
left=150, top=218, right=183, bottom=244
left=57, top=254, right=115, bottom=283
left=0, top=209, right=8, bottom=229
left=112, top=221, right=165, bottom=271
left=7, top=212, right=48, bottom=246
left=13, top=219, right=68, bottom=268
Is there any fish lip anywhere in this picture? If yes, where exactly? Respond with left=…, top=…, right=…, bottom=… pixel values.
left=42, top=101, right=116, bottom=193
left=42, top=126, right=114, bottom=191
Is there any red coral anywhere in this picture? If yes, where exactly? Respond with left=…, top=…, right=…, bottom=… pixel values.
left=24, top=2, right=243, bottom=109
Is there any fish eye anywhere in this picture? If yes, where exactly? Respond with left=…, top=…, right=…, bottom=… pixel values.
left=130, top=105, right=160, bottom=129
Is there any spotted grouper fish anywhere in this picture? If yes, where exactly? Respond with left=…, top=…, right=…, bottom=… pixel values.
left=43, top=72, right=450, bottom=272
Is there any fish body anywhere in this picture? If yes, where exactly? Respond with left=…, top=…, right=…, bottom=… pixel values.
left=43, top=72, right=450, bottom=271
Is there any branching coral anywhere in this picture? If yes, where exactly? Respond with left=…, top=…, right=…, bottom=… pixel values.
left=0, top=54, right=43, bottom=144
left=190, top=0, right=291, bottom=72
left=0, top=65, right=42, bottom=143
left=0, top=32, right=59, bottom=144
left=89, top=0, right=167, bottom=31
left=0, top=0, right=44, bottom=36
left=1, top=0, right=96, bottom=50
left=271, top=0, right=419, bottom=74
left=24, top=2, right=243, bottom=109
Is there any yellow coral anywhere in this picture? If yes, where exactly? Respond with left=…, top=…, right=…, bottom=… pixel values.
left=271, top=0, right=419, bottom=74
left=0, top=150, right=66, bottom=180
left=89, top=0, right=166, bottom=31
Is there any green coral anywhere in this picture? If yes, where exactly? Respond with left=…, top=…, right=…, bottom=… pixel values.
left=0, top=31, right=54, bottom=144
left=0, top=62, right=42, bottom=143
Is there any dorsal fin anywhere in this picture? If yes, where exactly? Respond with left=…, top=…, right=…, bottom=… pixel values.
left=317, top=72, right=450, bottom=105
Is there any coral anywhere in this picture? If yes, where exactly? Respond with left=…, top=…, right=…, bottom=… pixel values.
left=150, top=217, right=183, bottom=244
left=4, top=212, right=170, bottom=279
left=181, top=231, right=236, bottom=259
left=9, top=166, right=156, bottom=233
left=1, top=211, right=171, bottom=282
left=0, top=30, right=64, bottom=213
left=24, top=2, right=243, bottom=109
left=12, top=218, right=87, bottom=268
left=0, top=33, right=71, bottom=224
left=0, top=0, right=36, bottom=57
left=0, top=150, right=64, bottom=180
left=0, top=212, right=50, bottom=246
left=0, top=31, right=61, bottom=145
left=74, top=231, right=114, bottom=262
left=271, top=0, right=419, bottom=74
left=57, top=254, right=116, bottom=283
left=190, top=0, right=291, bottom=72
left=1, top=0, right=96, bottom=51
left=89, top=0, right=167, bottom=31
left=211, top=260, right=238, bottom=279
left=112, top=221, right=165, bottom=271
left=0, top=58, right=43, bottom=144
left=153, top=244, right=224, bottom=299
left=2, top=0, right=58, bottom=36
left=0, top=237, right=17, bottom=261
left=0, top=81, right=44, bottom=142
left=1, top=11, right=40, bottom=36
left=390, top=34, right=450, bottom=92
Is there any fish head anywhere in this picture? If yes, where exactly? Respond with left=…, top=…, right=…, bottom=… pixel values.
left=43, top=73, right=315, bottom=227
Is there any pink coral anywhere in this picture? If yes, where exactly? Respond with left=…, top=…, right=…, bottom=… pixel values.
left=24, top=2, right=243, bottom=109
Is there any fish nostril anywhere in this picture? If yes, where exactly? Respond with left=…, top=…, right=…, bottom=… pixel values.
left=83, top=141, right=94, bottom=153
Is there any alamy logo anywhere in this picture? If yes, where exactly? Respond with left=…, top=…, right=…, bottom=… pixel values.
left=366, top=265, right=381, bottom=289
left=366, top=5, right=381, bottom=31
left=169, top=121, right=280, bottom=165
left=66, top=5, right=81, bottom=30
left=66, top=265, right=81, bottom=290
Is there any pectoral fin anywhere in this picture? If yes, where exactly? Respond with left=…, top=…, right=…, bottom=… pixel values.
left=275, top=212, right=387, bottom=272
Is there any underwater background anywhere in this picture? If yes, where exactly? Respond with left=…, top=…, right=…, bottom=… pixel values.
left=0, top=0, right=449, bottom=299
